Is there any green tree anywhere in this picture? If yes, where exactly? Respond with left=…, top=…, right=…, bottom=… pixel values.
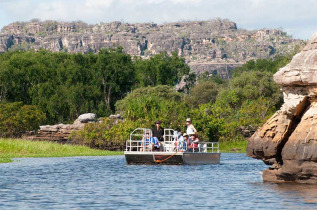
left=186, top=80, right=220, bottom=108
left=134, top=52, right=190, bottom=87
left=0, top=102, right=46, bottom=137
left=94, top=47, right=135, bottom=111
left=0, top=48, right=136, bottom=124
left=116, top=85, right=187, bottom=129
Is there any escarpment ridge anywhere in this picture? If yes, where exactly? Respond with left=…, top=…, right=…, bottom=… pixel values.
left=247, top=32, right=317, bottom=184
left=0, top=19, right=303, bottom=77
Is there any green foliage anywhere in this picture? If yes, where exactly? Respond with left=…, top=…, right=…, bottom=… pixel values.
left=74, top=54, right=289, bottom=148
left=116, top=85, right=188, bottom=130
left=73, top=86, right=189, bottom=149
left=197, top=73, right=226, bottom=85
left=116, top=85, right=183, bottom=113
left=186, top=80, right=220, bottom=108
left=229, top=71, right=282, bottom=105
left=70, top=118, right=139, bottom=150
left=219, top=139, right=248, bottom=153
left=134, top=52, right=190, bottom=87
left=0, top=138, right=122, bottom=163
left=94, top=47, right=135, bottom=110
left=0, top=47, right=293, bottom=150
left=236, top=97, right=277, bottom=126
left=232, top=54, right=293, bottom=76
left=0, top=102, right=46, bottom=137
left=0, top=49, right=190, bottom=124
left=189, top=103, right=225, bottom=141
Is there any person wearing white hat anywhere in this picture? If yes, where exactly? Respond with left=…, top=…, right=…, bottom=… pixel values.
left=186, top=118, right=197, bottom=135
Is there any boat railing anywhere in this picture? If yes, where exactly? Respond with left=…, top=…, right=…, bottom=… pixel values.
left=125, top=140, right=219, bottom=153
left=189, top=142, right=220, bottom=153
left=125, top=128, right=219, bottom=153
left=163, top=129, right=175, bottom=142
left=127, top=128, right=153, bottom=152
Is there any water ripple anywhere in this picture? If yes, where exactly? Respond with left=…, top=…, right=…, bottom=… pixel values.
left=0, top=154, right=315, bottom=209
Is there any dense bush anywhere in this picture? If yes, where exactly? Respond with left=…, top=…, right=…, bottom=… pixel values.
left=0, top=48, right=134, bottom=123
left=0, top=47, right=293, bottom=147
left=134, top=52, right=190, bottom=87
left=72, top=54, right=289, bottom=147
left=71, top=86, right=190, bottom=148
left=0, top=102, right=46, bottom=137
left=70, top=118, right=138, bottom=150
left=116, top=86, right=189, bottom=129
left=186, top=80, right=221, bottom=108
left=0, top=49, right=190, bottom=124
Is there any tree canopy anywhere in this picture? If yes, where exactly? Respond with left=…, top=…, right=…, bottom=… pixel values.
left=0, top=47, right=290, bottom=144
left=0, top=49, right=190, bottom=125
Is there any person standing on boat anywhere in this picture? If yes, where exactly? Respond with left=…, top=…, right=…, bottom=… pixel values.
left=152, top=120, right=164, bottom=142
left=186, top=118, right=197, bottom=135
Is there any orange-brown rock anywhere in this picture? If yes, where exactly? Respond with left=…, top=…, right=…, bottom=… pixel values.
left=246, top=111, right=291, bottom=165
left=247, top=32, right=317, bottom=184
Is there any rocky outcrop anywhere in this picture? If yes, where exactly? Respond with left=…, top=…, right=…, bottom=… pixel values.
left=25, top=113, right=96, bottom=141
left=247, top=33, right=317, bottom=183
left=0, top=19, right=304, bottom=77
left=25, top=113, right=123, bottom=142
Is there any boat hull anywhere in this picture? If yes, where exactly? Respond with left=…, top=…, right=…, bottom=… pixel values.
left=124, top=152, right=221, bottom=165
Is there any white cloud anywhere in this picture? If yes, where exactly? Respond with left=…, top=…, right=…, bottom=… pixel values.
left=143, top=0, right=201, bottom=4
left=0, top=0, right=316, bottom=39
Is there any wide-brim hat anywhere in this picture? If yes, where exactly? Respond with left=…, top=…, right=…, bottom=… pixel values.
left=183, top=133, right=188, bottom=137
left=155, top=120, right=162, bottom=124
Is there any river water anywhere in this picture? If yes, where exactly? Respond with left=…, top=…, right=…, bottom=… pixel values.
left=0, top=153, right=316, bottom=209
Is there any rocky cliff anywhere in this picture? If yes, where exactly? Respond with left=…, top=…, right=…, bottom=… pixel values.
left=247, top=33, right=317, bottom=184
left=0, top=19, right=303, bottom=76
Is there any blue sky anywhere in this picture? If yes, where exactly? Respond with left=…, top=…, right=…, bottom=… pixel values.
left=0, top=0, right=316, bottom=40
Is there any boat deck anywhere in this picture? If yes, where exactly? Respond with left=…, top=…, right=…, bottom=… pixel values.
left=124, top=128, right=221, bottom=165
left=125, top=151, right=221, bottom=165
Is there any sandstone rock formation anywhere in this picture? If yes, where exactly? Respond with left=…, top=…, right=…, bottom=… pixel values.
left=247, top=33, right=317, bottom=183
left=0, top=19, right=303, bottom=77
left=25, top=113, right=124, bottom=142
left=26, top=113, right=96, bottom=142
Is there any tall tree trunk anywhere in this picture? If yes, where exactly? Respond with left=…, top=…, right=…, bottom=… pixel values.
left=106, top=86, right=112, bottom=110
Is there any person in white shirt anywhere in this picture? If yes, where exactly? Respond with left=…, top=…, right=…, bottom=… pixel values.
left=186, top=118, right=197, bottom=135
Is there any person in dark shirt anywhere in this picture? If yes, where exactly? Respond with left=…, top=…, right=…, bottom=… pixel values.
left=152, top=120, right=164, bottom=142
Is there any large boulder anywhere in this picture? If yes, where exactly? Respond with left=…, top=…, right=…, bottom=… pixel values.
left=78, top=113, right=96, bottom=123
left=247, top=32, right=317, bottom=183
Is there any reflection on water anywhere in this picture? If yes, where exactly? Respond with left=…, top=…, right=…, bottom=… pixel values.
left=0, top=154, right=316, bottom=209
left=269, top=183, right=317, bottom=205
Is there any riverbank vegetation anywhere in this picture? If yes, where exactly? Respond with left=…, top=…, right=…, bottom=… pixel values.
left=71, top=54, right=294, bottom=150
left=0, top=47, right=297, bottom=152
left=0, top=49, right=189, bottom=125
left=0, top=138, right=122, bottom=163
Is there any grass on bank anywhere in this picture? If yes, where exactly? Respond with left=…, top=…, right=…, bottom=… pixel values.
left=0, top=138, right=123, bottom=163
left=0, top=138, right=248, bottom=163
left=219, top=140, right=248, bottom=153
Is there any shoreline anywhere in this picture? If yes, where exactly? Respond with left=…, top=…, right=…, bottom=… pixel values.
left=0, top=138, right=123, bottom=163
left=0, top=138, right=247, bottom=163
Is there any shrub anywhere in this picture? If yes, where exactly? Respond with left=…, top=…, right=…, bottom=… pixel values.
left=0, top=102, right=46, bottom=137
left=70, top=118, right=140, bottom=150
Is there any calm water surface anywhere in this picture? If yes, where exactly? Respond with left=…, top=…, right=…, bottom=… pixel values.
left=0, top=154, right=316, bottom=209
